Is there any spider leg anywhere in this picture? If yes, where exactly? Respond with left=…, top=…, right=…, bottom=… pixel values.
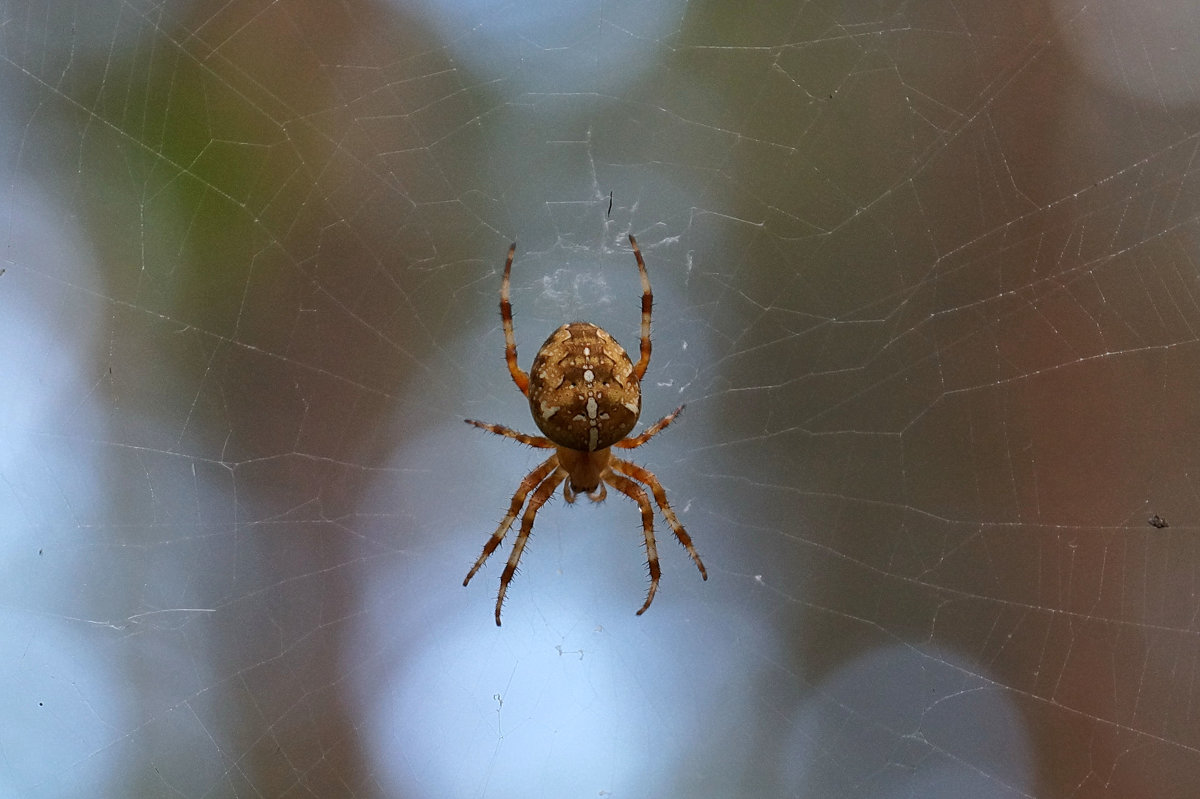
left=494, top=469, right=567, bottom=625
left=613, top=404, right=684, bottom=450
left=628, top=234, right=653, bottom=381
left=500, top=243, right=531, bottom=396
left=464, top=454, right=558, bottom=588
left=465, top=419, right=554, bottom=448
left=604, top=471, right=661, bottom=616
left=611, top=457, right=707, bottom=580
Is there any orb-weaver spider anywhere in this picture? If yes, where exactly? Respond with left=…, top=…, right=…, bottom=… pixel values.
left=464, top=235, right=706, bottom=625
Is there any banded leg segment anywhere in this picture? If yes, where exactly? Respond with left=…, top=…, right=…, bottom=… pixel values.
left=499, top=243, right=531, bottom=395
left=613, top=405, right=684, bottom=450
left=464, top=454, right=558, bottom=587
left=465, top=419, right=554, bottom=448
left=605, top=471, right=661, bottom=615
left=494, top=469, right=567, bottom=625
left=628, top=234, right=653, bottom=381
left=612, top=457, right=707, bottom=580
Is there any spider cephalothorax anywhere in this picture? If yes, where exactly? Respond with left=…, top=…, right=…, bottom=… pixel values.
left=464, top=235, right=707, bottom=625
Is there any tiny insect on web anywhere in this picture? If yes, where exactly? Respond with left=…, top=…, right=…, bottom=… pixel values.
left=464, top=234, right=707, bottom=625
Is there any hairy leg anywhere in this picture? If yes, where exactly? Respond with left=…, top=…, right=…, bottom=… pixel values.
left=613, top=405, right=684, bottom=450
left=627, top=234, right=653, bottom=381
left=465, top=419, right=554, bottom=448
left=605, top=471, right=662, bottom=616
left=612, top=457, right=706, bottom=580
left=464, top=455, right=558, bottom=587
left=499, top=243, right=530, bottom=395
left=493, top=469, right=566, bottom=625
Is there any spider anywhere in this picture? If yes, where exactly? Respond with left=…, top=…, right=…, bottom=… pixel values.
left=464, top=234, right=707, bottom=625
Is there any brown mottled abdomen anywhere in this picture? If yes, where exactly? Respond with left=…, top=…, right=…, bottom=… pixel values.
left=528, top=323, right=642, bottom=451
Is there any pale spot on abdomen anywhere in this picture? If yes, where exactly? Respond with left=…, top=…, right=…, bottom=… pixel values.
left=527, top=322, right=642, bottom=451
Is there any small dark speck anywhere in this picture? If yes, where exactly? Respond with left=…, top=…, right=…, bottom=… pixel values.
left=1148, top=514, right=1169, bottom=529
left=38, top=548, right=43, bottom=555
left=38, top=702, right=44, bottom=707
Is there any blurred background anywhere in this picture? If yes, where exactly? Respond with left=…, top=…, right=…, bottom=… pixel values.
left=2, top=0, right=1199, bottom=797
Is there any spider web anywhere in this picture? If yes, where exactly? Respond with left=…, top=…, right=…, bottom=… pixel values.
left=2, top=0, right=1199, bottom=797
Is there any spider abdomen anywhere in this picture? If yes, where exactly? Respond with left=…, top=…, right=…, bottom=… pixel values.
left=528, top=322, right=641, bottom=451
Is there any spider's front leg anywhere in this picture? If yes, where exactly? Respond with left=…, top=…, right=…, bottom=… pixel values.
left=493, top=469, right=567, bottom=625
left=464, top=454, right=557, bottom=587
left=612, top=457, right=707, bottom=580
left=603, top=471, right=661, bottom=615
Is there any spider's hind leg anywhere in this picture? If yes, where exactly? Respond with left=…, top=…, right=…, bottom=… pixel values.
left=500, top=243, right=531, bottom=396
left=627, top=234, right=653, bottom=382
